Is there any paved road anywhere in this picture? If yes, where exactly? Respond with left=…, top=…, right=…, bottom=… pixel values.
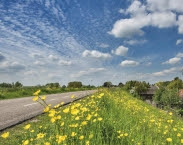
left=0, top=90, right=96, bottom=131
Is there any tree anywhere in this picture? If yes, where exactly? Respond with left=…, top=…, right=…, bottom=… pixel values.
left=118, top=82, right=124, bottom=88
left=103, top=82, right=113, bottom=88
left=67, top=81, right=82, bottom=88
left=45, top=83, right=60, bottom=88
left=14, top=81, right=23, bottom=88
left=167, top=77, right=183, bottom=90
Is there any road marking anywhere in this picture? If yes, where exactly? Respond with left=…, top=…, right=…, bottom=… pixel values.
left=24, top=102, right=37, bottom=107
left=49, top=99, right=56, bottom=101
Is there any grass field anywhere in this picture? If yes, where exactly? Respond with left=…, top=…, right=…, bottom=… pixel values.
left=1, top=88, right=183, bottom=145
left=0, top=87, right=94, bottom=100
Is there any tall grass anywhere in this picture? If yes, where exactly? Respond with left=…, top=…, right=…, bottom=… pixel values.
left=0, top=86, right=94, bottom=100
left=1, top=88, right=183, bottom=145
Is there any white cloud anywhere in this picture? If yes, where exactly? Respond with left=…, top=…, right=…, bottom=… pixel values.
left=147, top=0, right=183, bottom=12
left=124, top=39, right=147, bottom=45
left=34, top=61, right=45, bottom=66
left=178, top=15, right=183, bottom=34
left=0, top=61, right=25, bottom=72
left=108, top=16, right=150, bottom=38
left=99, top=43, right=109, bottom=48
left=176, top=39, right=183, bottom=45
left=151, top=12, right=176, bottom=28
left=162, top=57, right=181, bottom=65
left=120, top=60, right=139, bottom=67
left=82, top=50, right=111, bottom=59
left=176, top=52, right=183, bottom=58
left=48, top=54, right=59, bottom=61
left=126, top=0, right=146, bottom=17
left=153, top=67, right=178, bottom=76
left=58, top=60, right=72, bottom=66
left=71, top=68, right=106, bottom=78
left=112, top=46, right=128, bottom=56
left=119, top=8, right=125, bottom=14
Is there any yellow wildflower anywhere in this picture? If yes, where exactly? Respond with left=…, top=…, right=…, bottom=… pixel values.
left=41, top=95, right=46, bottom=100
left=71, top=132, right=77, bottom=137
left=63, top=108, right=70, bottom=113
left=89, top=134, right=93, bottom=139
left=166, top=138, right=172, bottom=142
left=37, top=133, right=45, bottom=139
left=98, top=117, right=103, bottom=121
left=79, top=135, right=84, bottom=140
left=181, top=139, right=183, bottom=143
left=86, top=141, right=90, bottom=145
left=44, top=106, right=50, bottom=112
left=71, top=109, right=79, bottom=115
left=50, top=118, right=56, bottom=123
left=30, top=130, right=34, bottom=133
left=169, top=112, right=173, bottom=116
left=124, top=133, right=128, bottom=137
left=177, top=133, right=181, bottom=137
left=24, top=124, right=31, bottom=130
left=1, top=132, right=9, bottom=139
left=33, top=90, right=41, bottom=96
left=71, top=95, right=75, bottom=99
left=57, top=135, right=67, bottom=144
left=60, top=122, right=64, bottom=126
left=32, top=96, right=38, bottom=102
left=56, top=115, right=61, bottom=120
left=44, top=142, right=50, bottom=145
left=23, top=140, right=29, bottom=145
left=75, top=116, right=80, bottom=120
left=81, top=121, right=87, bottom=126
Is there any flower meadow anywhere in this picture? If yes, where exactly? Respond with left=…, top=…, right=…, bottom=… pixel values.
left=1, top=89, right=183, bottom=145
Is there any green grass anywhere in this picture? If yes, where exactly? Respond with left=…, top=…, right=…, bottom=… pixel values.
left=0, top=86, right=94, bottom=100
left=1, top=88, right=183, bottom=145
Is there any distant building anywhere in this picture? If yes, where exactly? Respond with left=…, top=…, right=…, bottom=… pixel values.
left=140, top=85, right=159, bottom=101
left=179, top=89, right=183, bottom=99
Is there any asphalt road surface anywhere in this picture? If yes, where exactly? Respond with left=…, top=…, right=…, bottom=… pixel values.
left=0, top=90, right=96, bottom=131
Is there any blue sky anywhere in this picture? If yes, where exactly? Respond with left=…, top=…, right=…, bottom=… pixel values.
left=0, top=0, right=183, bottom=86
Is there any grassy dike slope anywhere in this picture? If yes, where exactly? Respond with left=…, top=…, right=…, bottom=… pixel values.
left=1, top=88, right=183, bottom=145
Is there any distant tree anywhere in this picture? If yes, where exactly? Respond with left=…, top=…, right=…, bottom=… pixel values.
left=103, top=82, right=113, bottom=88
left=67, top=81, right=82, bottom=88
left=46, top=83, right=60, bottom=88
left=118, top=82, right=124, bottom=88
left=14, top=81, right=23, bottom=88
left=167, top=77, right=183, bottom=90
left=62, top=85, right=66, bottom=89
left=0, top=82, right=12, bottom=88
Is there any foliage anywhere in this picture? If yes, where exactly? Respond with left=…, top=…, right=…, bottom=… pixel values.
left=123, top=80, right=150, bottom=96
left=2, top=89, right=183, bottom=145
left=118, top=82, right=124, bottom=88
left=45, top=83, right=60, bottom=88
left=67, top=81, right=82, bottom=88
left=103, top=82, right=113, bottom=88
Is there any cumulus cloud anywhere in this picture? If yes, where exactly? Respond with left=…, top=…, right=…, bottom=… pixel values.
left=120, top=60, right=139, bottom=67
left=0, top=53, right=5, bottom=62
left=34, top=61, right=45, bottom=66
left=109, top=0, right=178, bottom=38
left=178, top=15, right=183, bottom=34
left=0, top=61, right=25, bottom=72
left=124, top=39, right=147, bottom=45
left=48, top=54, right=59, bottom=61
left=112, top=46, right=128, bottom=56
left=58, top=60, right=72, bottom=66
left=162, top=57, right=181, bottom=65
left=176, top=53, right=183, bottom=58
left=99, top=43, right=109, bottom=48
left=153, top=67, right=178, bottom=76
left=151, top=12, right=176, bottom=28
left=118, top=8, right=125, bottom=14
left=147, top=0, right=183, bottom=12
left=82, top=50, right=111, bottom=59
left=71, top=68, right=106, bottom=78
left=126, top=0, right=147, bottom=17
left=176, top=39, right=183, bottom=45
